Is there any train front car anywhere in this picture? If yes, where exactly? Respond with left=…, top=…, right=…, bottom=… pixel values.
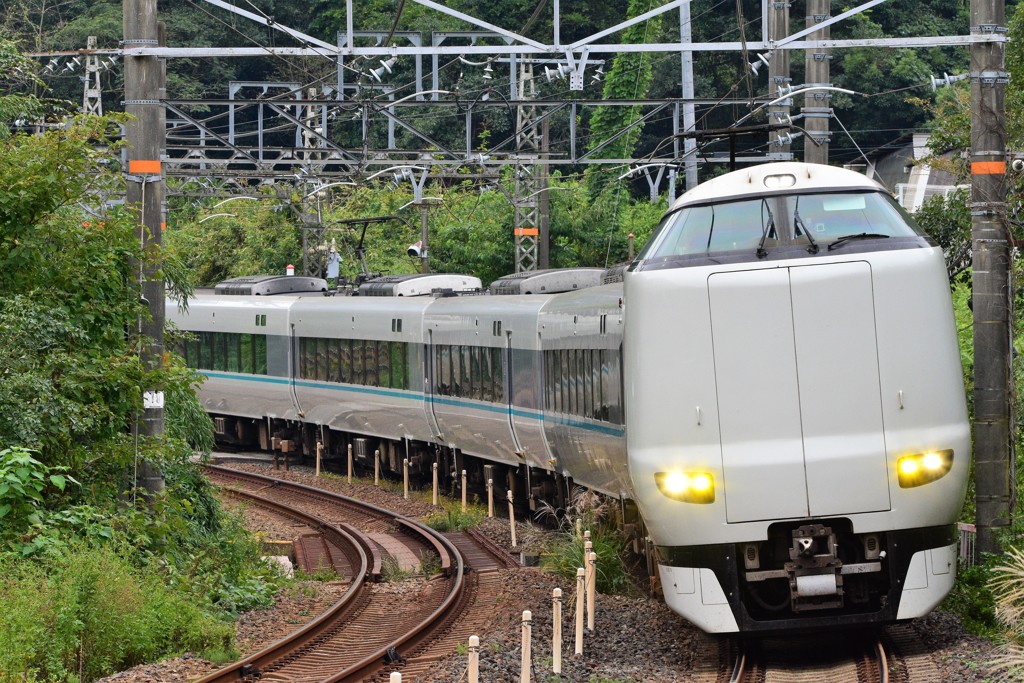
left=623, top=162, right=969, bottom=633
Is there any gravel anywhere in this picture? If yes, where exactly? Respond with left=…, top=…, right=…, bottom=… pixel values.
left=96, top=457, right=999, bottom=682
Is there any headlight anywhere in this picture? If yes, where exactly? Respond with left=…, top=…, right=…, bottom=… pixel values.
left=655, top=470, right=715, bottom=503
left=896, top=449, right=953, bottom=488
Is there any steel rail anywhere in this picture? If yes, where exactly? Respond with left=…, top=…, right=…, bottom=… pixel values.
left=201, top=465, right=467, bottom=683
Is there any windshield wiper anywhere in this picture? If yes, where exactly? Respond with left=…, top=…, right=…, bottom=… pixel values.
left=756, top=198, right=776, bottom=259
left=793, top=197, right=819, bottom=254
left=827, top=233, right=891, bottom=251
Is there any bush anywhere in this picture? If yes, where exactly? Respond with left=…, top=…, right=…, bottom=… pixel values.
left=537, top=487, right=632, bottom=595
left=0, top=543, right=235, bottom=682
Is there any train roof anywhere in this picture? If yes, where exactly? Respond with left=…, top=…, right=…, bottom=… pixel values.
left=670, top=162, right=886, bottom=211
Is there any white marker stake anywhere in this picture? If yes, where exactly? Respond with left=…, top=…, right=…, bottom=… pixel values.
left=520, top=610, right=532, bottom=683
left=461, top=469, right=468, bottom=512
left=552, top=588, right=562, bottom=674
left=487, top=478, right=494, bottom=517
left=374, top=449, right=380, bottom=486
left=587, top=551, right=597, bottom=632
left=508, top=490, right=517, bottom=548
left=468, top=635, right=479, bottom=683
left=347, top=443, right=353, bottom=484
left=432, top=462, right=439, bottom=506
left=403, top=458, right=409, bottom=499
left=390, top=673, right=401, bottom=683
left=583, top=540, right=593, bottom=627
left=574, top=568, right=585, bottom=655
left=315, top=441, right=322, bottom=477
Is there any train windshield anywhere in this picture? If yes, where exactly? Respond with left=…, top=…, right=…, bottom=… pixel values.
left=637, top=190, right=923, bottom=262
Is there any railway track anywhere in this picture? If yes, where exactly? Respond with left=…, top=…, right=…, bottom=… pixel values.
left=198, top=465, right=517, bottom=683
left=721, top=633, right=891, bottom=683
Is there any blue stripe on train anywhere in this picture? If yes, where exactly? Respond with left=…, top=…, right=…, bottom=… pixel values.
left=200, top=370, right=625, bottom=437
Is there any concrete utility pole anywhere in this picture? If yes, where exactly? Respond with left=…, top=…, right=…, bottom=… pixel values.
left=803, top=0, right=831, bottom=164
left=767, top=1, right=791, bottom=157
left=970, top=0, right=1011, bottom=557
left=124, top=0, right=167, bottom=494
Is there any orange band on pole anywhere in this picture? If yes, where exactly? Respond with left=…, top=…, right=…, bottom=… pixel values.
left=160, top=222, right=166, bottom=231
left=515, top=227, right=539, bottom=236
left=129, top=159, right=162, bottom=174
left=971, top=161, right=1006, bottom=175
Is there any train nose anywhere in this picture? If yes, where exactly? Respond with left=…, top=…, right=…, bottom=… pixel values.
left=708, top=261, right=891, bottom=523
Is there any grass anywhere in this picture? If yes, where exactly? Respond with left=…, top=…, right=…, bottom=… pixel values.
left=535, top=487, right=633, bottom=595
left=423, top=499, right=486, bottom=532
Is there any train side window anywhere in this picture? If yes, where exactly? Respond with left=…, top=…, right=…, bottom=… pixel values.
left=211, top=332, right=225, bottom=371
left=493, top=346, right=504, bottom=402
left=317, top=338, right=331, bottom=382
left=378, top=340, right=392, bottom=388
left=389, top=342, right=404, bottom=389
left=351, top=340, right=365, bottom=385
left=437, top=345, right=450, bottom=395
left=254, top=334, right=267, bottom=374
left=239, top=334, right=254, bottom=374
left=469, top=346, right=481, bottom=400
left=226, top=333, right=241, bottom=372
left=327, top=339, right=340, bottom=382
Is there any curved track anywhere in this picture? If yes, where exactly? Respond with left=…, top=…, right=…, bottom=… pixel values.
left=197, top=465, right=467, bottom=683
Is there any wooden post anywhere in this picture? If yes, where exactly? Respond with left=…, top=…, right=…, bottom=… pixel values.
left=403, top=458, right=409, bottom=499
left=587, top=550, right=597, bottom=632
left=283, top=442, right=289, bottom=471
left=574, top=568, right=584, bottom=655
left=374, top=449, right=380, bottom=486
left=487, top=478, right=494, bottom=517
left=468, top=635, right=479, bottom=683
left=461, top=469, right=467, bottom=512
left=347, top=443, right=353, bottom=484
left=432, top=462, right=439, bottom=506
left=508, top=490, right=517, bottom=548
left=520, top=610, right=532, bottom=683
left=552, top=588, right=562, bottom=674
left=315, top=441, right=322, bottom=477
left=272, top=437, right=279, bottom=471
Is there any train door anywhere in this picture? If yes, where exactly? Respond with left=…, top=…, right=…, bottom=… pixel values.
left=424, top=329, right=443, bottom=440
left=505, top=330, right=526, bottom=454
left=288, top=322, right=304, bottom=416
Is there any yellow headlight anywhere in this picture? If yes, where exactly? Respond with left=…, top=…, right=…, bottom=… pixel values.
left=897, top=449, right=953, bottom=488
left=655, top=471, right=715, bottom=504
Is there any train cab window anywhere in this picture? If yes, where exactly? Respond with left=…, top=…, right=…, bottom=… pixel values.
left=784, top=192, right=921, bottom=246
left=652, top=200, right=766, bottom=256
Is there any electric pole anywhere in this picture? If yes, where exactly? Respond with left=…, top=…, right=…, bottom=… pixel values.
left=124, top=0, right=167, bottom=494
left=803, top=0, right=831, bottom=164
left=767, top=1, right=791, bottom=157
left=971, top=0, right=1011, bottom=557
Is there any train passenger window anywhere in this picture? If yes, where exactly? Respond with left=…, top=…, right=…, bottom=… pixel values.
left=470, top=346, right=482, bottom=400
left=227, top=334, right=240, bottom=372
left=491, top=348, right=502, bottom=402
left=254, top=334, right=267, bottom=374
left=378, top=341, right=391, bottom=387
left=328, top=340, right=340, bottom=382
left=213, top=332, right=227, bottom=371
left=582, top=349, right=593, bottom=418
left=356, top=340, right=370, bottom=386
left=317, top=338, right=331, bottom=382
left=435, top=345, right=449, bottom=395
left=239, top=334, right=254, bottom=374
left=390, top=342, right=405, bottom=389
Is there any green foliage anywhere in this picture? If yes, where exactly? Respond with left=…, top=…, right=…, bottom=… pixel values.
left=585, top=0, right=664, bottom=196
left=0, top=543, right=236, bottom=683
left=424, top=500, right=485, bottom=532
left=0, top=447, right=77, bottom=533
left=537, top=488, right=632, bottom=595
left=990, top=546, right=1024, bottom=678
left=381, top=554, right=413, bottom=582
left=944, top=559, right=1001, bottom=638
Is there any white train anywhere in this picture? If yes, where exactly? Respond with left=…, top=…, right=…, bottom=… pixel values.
left=169, top=162, right=969, bottom=633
